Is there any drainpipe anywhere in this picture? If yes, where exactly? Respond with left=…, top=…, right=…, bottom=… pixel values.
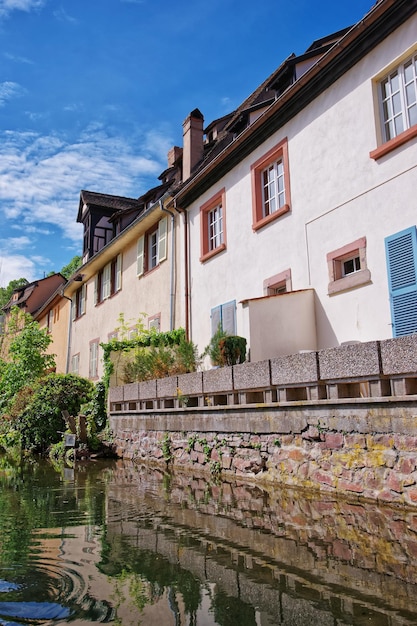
left=60, top=290, right=73, bottom=374
left=159, top=198, right=176, bottom=331
left=174, top=199, right=190, bottom=341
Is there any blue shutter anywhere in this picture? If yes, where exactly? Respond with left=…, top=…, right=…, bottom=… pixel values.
left=221, top=300, right=236, bottom=335
left=385, top=227, right=417, bottom=337
left=211, top=305, right=222, bottom=336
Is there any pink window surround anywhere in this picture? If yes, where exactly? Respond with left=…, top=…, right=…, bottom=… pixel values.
left=263, top=269, right=292, bottom=295
left=251, top=138, right=291, bottom=231
left=370, top=124, right=417, bottom=160
left=200, top=188, right=227, bottom=262
left=148, top=313, right=161, bottom=330
left=327, top=237, right=371, bottom=295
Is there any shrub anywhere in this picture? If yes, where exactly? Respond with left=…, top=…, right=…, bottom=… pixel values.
left=204, top=327, right=247, bottom=367
left=80, top=381, right=107, bottom=432
left=121, top=338, right=200, bottom=383
left=15, top=373, right=94, bottom=452
left=218, top=335, right=247, bottom=366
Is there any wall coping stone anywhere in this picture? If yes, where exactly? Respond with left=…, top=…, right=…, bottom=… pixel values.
left=318, top=341, right=380, bottom=380
left=271, top=351, right=319, bottom=385
left=157, top=375, right=178, bottom=398
left=138, top=379, right=157, bottom=400
left=203, top=367, right=233, bottom=394
left=233, top=360, right=271, bottom=390
left=380, top=334, right=417, bottom=375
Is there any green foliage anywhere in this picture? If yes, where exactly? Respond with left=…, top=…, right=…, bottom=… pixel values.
left=80, top=381, right=107, bottom=431
left=101, top=317, right=199, bottom=386
left=160, top=433, right=172, bottom=463
left=12, top=373, right=94, bottom=452
left=0, top=278, right=29, bottom=310
left=203, top=325, right=247, bottom=367
left=0, top=308, right=55, bottom=415
left=59, top=255, right=82, bottom=279
left=203, top=325, right=228, bottom=366
left=219, top=335, right=247, bottom=366
left=121, top=337, right=200, bottom=384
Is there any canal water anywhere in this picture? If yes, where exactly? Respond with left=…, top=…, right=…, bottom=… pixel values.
left=0, top=455, right=416, bottom=626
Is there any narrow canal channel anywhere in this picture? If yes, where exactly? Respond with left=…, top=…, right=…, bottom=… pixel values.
left=0, top=454, right=416, bottom=625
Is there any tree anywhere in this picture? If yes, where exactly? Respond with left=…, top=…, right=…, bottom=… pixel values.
left=0, top=278, right=29, bottom=310
left=60, top=255, right=82, bottom=279
left=0, top=307, right=55, bottom=415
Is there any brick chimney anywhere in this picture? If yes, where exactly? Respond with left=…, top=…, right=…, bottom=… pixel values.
left=182, top=108, right=204, bottom=181
left=167, top=146, right=183, bottom=168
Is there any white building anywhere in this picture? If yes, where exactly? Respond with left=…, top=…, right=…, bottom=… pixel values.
left=172, top=0, right=417, bottom=362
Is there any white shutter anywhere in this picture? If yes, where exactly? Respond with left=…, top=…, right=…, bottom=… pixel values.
left=115, top=254, right=122, bottom=291
left=94, top=275, right=98, bottom=305
left=158, top=216, right=168, bottom=263
left=103, top=263, right=111, bottom=299
left=137, top=236, right=144, bottom=276
left=72, top=298, right=76, bottom=321
left=80, top=284, right=86, bottom=315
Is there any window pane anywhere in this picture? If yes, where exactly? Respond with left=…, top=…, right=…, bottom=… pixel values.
left=409, top=103, right=417, bottom=127
left=394, top=114, right=404, bottom=136
left=381, top=78, right=390, bottom=100
left=390, top=71, right=400, bottom=93
left=392, top=92, right=402, bottom=115
left=404, top=60, right=414, bottom=84
left=406, top=82, right=416, bottom=106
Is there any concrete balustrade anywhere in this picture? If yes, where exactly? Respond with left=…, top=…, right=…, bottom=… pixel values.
left=109, top=335, right=417, bottom=412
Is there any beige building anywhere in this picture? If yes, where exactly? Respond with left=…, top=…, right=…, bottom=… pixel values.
left=64, top=154, right=185, bottom=380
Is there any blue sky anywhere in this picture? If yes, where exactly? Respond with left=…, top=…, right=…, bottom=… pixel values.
left=0, top=0, right=374, bottom=286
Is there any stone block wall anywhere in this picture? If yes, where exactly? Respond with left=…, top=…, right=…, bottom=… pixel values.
left=109, top=335, right=417, bottom=411
left=109, top=335, right=417, bottom=507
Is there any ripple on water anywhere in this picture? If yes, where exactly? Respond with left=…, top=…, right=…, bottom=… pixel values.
left=0, top=529, right=115, bottom=624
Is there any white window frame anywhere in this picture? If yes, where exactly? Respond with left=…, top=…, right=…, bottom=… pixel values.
left=72, top=284, right=86, bottom=320
left=136, top=217, right=168, bottom=277
left=262, top=159, right=285, bottom=217
left=379, top=53, right=417, bottom=142
left=71, top=353, right=79, bottom=374
left=102, top=262, right=111, bottom=300
left=208, top=203, right=223, bottom=251
left=341, top=254, right=361, bottom=277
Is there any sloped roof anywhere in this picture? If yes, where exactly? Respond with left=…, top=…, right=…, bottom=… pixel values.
left=77, top=190, right=142, bottom=222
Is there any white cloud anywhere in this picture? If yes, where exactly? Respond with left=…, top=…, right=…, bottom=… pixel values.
left=0, top=0, right=46, bottom=19
left=53, top=6, right=77, bottom=24
left=4, top=52, right=34, bottom=64
left=5, top=236, right=31, bottom=249
left=0, top=123, right=171, bottom=244
left=0, top=81, right=25, bottom=106
left=0, top=254, right=37, bottom=286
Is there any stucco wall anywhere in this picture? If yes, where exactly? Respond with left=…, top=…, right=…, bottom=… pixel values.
left=70, top=213, right=184, bottom=380
left=185, top=16, right=417, bottom=357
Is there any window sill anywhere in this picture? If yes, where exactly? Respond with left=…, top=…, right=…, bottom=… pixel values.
left=200, top=243, right=226, bottom=263
left=138, top=264, right=160, bottom=279
left=253, top=204, right=290, bottom=232
left=328, top=269, right=371, bottom=295
left=370, top=125, right=417, bottom=160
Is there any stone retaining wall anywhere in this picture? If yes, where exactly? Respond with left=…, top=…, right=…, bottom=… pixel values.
left=109, top=335, right=417, bottom=507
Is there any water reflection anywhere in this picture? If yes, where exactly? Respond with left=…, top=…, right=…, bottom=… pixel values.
left=0, top=454, right=416, bottom=625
